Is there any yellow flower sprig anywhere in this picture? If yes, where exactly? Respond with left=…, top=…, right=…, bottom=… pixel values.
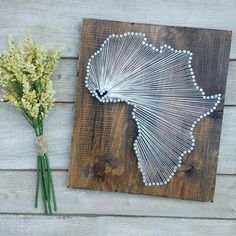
left=0, top=33, right=62, bottom=120
left=0, top=33, right=63, bottom=214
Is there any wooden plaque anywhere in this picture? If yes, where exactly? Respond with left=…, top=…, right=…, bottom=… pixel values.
left=68, top=18, right=231, bottom=201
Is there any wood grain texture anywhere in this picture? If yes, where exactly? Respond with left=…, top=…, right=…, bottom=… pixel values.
left=0, top=171, right=235, bottom=218
left=1, top=215, right=236, bottom=236
left=68, top=19, right=231, bottom=201
left=0, top=0, right=235, bottom=58
left=0, top=103, right=236, bottom=174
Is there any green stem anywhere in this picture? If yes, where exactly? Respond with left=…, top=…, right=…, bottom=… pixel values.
left=40, top=155, right=52, bottom=214
left=44, top=155, right=51, bottom=203
left=33, top=120, right=56, bottom=214
left=19, top=100, right=56, bottom=214
left=39, top=156, right=48, bottom=214
left=34, top=155, right=40, bottom=208
left=45, top=154, right=57, bottom=211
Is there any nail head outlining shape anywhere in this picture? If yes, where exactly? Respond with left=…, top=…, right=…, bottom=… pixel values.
left=85, top=32, right=221, bottom=186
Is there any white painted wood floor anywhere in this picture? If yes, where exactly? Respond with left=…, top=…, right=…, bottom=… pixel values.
left=0, top=1, right=235, bottom=235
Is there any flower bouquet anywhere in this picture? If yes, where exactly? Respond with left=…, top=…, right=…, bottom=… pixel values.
left=0, top=34, right=63, bottom=214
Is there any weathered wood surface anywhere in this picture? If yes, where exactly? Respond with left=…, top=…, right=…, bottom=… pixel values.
left=0, top=171, right=235, bottom=218
left=0, top=1, right=235, bottom=235
left=1, top=215, right=236, bottom=236
left=0, top=103, right=236, bottom=175
left=69, top=19, right=231, bottom=201
left=226, top=62, right=236, bottom=105
left=0, top=0, right=236, bottom=58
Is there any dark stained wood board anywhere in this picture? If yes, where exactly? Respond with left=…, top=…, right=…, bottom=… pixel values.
left=68, top=18, right=231, bottom=201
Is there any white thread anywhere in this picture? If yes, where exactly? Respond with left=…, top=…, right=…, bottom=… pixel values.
left=85, top=32, right=222, bottom=186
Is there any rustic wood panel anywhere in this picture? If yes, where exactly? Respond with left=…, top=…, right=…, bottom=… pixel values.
left=0, top=0, right=236, bottom=58
left=47, top=58, right=236, bottom=104
left=0, top=103, right=236, bottom=174
left=1, top=215, right=235, bottom=236
left=68, top=19, right=231, bottom=201
left=0, top=171, right=235, bottom=218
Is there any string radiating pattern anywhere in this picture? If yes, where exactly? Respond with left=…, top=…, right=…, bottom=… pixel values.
left=85, top=32, right=221, bottom=186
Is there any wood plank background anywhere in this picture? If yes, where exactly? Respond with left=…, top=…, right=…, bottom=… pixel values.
left=0, top=1, right=235, bottom=235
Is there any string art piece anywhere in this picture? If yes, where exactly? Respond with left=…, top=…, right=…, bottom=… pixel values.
left=85, top=32, right=221, bottom=186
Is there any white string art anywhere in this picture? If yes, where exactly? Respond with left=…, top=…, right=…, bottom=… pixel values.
left=85, top=32, right=222, bottom=186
